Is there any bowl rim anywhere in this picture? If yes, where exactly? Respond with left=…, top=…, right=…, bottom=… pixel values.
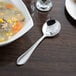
left=65, top=0, right=76, bottom=20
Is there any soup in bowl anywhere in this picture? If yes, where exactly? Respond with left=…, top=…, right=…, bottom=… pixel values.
left=0, top=2, right=25, bottom=42
left=0, top=0, right=33, bottom=46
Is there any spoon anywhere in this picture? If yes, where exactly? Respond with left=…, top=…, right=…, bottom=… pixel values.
left=17, top=19, right=61, bottom=65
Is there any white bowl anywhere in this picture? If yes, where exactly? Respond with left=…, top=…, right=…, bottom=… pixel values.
left=0, top=0, right=34, bottom=46
left=65, top=0, right=76, bottom=20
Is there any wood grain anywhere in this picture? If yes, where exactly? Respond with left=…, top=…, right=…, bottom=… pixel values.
left=0, top=0, right=76, bottom=76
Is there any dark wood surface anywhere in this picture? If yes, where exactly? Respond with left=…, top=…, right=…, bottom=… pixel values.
left=0, top=0, right=76, bottom=76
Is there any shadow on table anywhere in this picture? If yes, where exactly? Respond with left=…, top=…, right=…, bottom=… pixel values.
left=64, top=8, right=76, bottom=28
left=0, top=34, right=32, bottom=66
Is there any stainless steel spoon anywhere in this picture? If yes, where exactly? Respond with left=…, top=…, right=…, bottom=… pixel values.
left=17, top=19, right=61, bottom=65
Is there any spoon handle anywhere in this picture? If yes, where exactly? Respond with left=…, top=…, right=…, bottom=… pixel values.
left=17, top=35, right=46, bottom=65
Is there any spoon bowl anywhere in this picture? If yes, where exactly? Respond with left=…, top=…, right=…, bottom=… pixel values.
left=42, top=20, right=61, bottom=37
left=17, top=19, right=61, bottom=65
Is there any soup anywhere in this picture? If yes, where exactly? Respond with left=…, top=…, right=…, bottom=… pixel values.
left=0, top=2, right=25, bottom=42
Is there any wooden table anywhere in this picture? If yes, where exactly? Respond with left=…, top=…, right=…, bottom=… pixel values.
left=0, top=0, right=76, bottom=76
